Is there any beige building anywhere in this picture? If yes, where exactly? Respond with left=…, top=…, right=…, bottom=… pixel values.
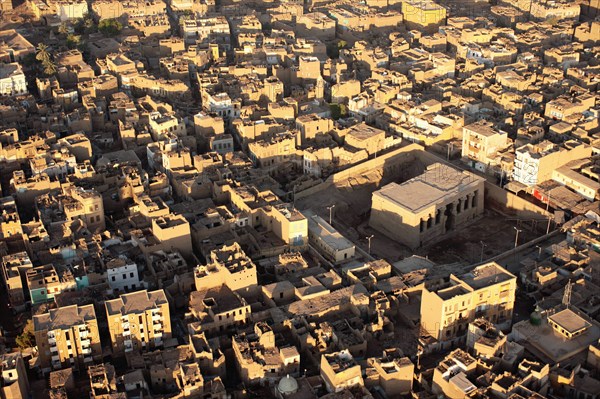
left=513, top=140, right=592, bottom=187
left=421, top=262, right=516, bottom=350
left=402, top=0, right=447, bottom=33
left=343, top=123, right=386, bottom=157
left=194, top=242, right=258, bottom=297
left=151, top=214, right=193, bottom=258
left=59, top=184, right=105, bottom=232
left=0, top=30, right=35, bottom=62
left=303, top=210, right=355, bottom=264
left=552, top=161, right=600, bottom=201
left=370, top=163, right=484, bottom=249
left=461, top=121, right=509, bottom=171
left=320, top=350, right=364, bottom=393
left=33, top=304, right=102, bottom=373
left=0, top=196, right=22, bottom=240
left=248, top=133, right=298, bottom=172
left=189, top=285, right=251, bottom=336
left=466, top=318, right=506, bottom=358
left=1, top=252, right=32, bottom=312
left=0, top=353, right=30, bottom=399
left=432, top=349, right=477, bottom=399
left=105, top=289, right=171, bottom=355
left=219, top=184, right=308, bottom=250
left=367, top=349, right=414, bottom=396
left=296, top=13, right=335, bottom=41
left=232, top=322, right=300, bottom=385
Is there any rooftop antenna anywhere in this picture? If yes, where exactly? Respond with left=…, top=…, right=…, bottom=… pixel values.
left=563, top=280, right=572, bottom=308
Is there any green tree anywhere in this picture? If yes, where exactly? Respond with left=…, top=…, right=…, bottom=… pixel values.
left=36, top=43, right=56, bottom=76
left=15, top=320, right=35, bottom=350
left=58, top=22, right=69, bottom=36
left=326, top=43, right=340, bottom=59
left=35, top=43, right=50, bottom=63
left=98, top=18, right=123, bottom=37
left=21, top=52, right=37, bottom=68
left=66, top=34, right=82, bottom=49
left=329, top=103, right=348, bottom=120
left=74, top=13, right=97, bottom=34
left=83, top=15, right=96, bottom=32
left=42, top=60, right=57, bottom=76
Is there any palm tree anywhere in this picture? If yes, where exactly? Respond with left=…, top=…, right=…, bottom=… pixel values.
left=58, top=22, right=69, bottom=35
left=36, top=43, right=56, bottom=76
left=42, top=60, right=57, bottom=76
left=36, top=43, right=51, bottom=63
left=66, top=33, right=81, bottom=49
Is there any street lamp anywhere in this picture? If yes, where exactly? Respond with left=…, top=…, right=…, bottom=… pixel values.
left=535, top=245, right=542, bottom=260
left=480, top=241, right=487, bottom=263
left=514, top=227, right=522, bottom=249
left=544, top=194, right=552, bottom=235
left=326, top=204, right=335, bottom=226
left=366, top=234, right=374, bottom=255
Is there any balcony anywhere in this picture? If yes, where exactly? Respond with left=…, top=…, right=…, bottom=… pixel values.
left=151, top=314, right=162, bottom=322
left=81, top=347, right=92, bottom=355
left=51, top=354, right=60, bottom=362
left=48, top=337, right=56, bottom=345
left=123, top=330, right=131, bottom=336
left=80, top=338, right=91, bottom=347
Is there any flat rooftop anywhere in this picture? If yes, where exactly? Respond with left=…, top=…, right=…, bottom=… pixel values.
left=304, top=210, right=354, bottom=251
left=106, top=289, right=168, bottom=316
left=33, top=304, right=96, bottom=331
left=373, top=163, right=483, bottom=213
left=460, top=262, right=515, bottom=290
left=549, top=308, right=592, bottom=334
left=512, top=313, right=600, bottom=363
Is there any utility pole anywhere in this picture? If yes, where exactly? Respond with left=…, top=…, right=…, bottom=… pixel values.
left=480, top=241, right=487, bottom=263
left=545, top=194, right=552, bottom=235
left=326, top=204, right=335, bottom=226
left=447, top=142, right=453, bottom=161
left=367, top=234, right=374, bottom=255
left=514, top=227, right=522, bottom=249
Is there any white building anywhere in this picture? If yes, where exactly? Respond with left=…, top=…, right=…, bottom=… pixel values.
left=0, top=63, right=27, bottom=97
left=204, top=92, right=239, bottom=121
left=303, top=210, right=355, bottom=264
left=56, top=0, right=89, bottom=21
left=148, top=112, right=186, bottom=140
left=513, top=140, right=591, bottom=187
left=180, top=16, right=230, bottom=46
left=106, top=257, right=142, bottom=292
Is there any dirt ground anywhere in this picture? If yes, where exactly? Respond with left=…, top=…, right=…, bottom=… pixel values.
left=297, top=171, right=547, bottom=266
left=416, top=210, right=544, bottom=265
